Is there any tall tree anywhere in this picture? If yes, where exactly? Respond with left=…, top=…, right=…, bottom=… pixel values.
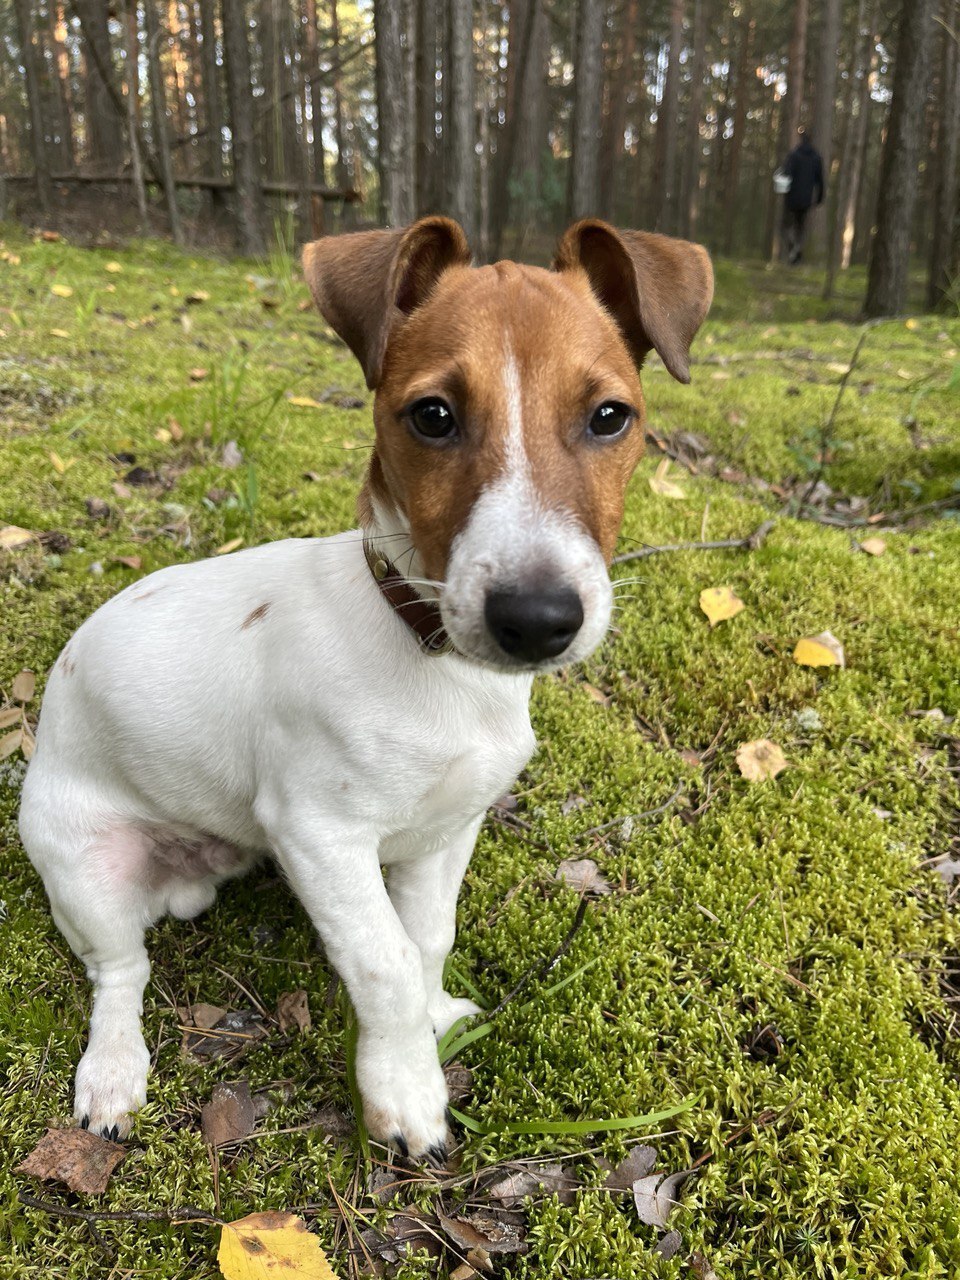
left=122, top=0, right=150, bottom=228
left=374, top=0, right=415, bottom=224
left=680, top=0, right=707, bottom=239
left=198, top=0, right=224, bottom=178
left=927, top=1, right=960, bottom=307
left=570, top=0, right=604, bottom=220
left=13, top=0, right=53, bottom=213
left=48, top=2, right=76, bottom=169
left=221, top=0, right=267, bottom=253
left=144, top=0, right=184, bottom=244
left=75, top=0, right=125, bottom=171
left=329, top=0, right=350, bottom=191
left=415, top=0, right=438, bottom=215
left=864, top=0, right=936, bottom=317
left=303, top=0, right=327, bottom=187
left=722, top=6, right=755, bottom=252
left=823, top=0, right=874, bottom=296
left=601, top=0, right=638, bottom=222
left=445, top=0, right=475, bottom=239
left=809, top=0, right=842, bottom=255
left=653, top=0, right=684, bottom=233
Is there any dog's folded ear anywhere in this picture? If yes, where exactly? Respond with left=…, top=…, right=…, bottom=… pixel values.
left=302, top=217, right=471, bottom=389
left=554, top=220, right=713, bottom=383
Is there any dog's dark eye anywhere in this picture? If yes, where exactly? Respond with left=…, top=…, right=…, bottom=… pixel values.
left=588, top=402, right=632, bottom=439
left=408, top=398, right=458, bottom=442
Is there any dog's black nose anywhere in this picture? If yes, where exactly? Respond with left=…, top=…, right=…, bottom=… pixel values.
left=485, top=586, right=584, bottom=663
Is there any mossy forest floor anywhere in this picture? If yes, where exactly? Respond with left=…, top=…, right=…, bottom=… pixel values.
left=1, top=228, right=959, bottom=1280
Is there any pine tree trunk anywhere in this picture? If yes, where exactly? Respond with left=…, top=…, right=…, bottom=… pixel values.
left=374, top=0, right=415, bottom=224
left=823, top=0, right=872, bottom=296
left=13, top=0, right=54, bottom=214
left=864, top=0, right=936, bottom=317
left=600, top=0, right=637, bottom=221
left=927, top=0, right=960, bottom=307
left=491, top=0, right=547, bottom=256
left=221, top=0, right=267, bottom=252
left=653, top=0, right=684, bottom=233
left=445, top=0, right=475, bottom=239
left=680, top=0, right=706, bottom=239
left=770, top=0, right=808, bottom=261
left=722, top=8, right=754, bottom=253
left=260, top=0, right=280, bottom=178
left=199, top=0, right=224, bottom=176
left=145, top=0, right=184, bottom=243
left=808, top=0, right=841, bottom=255
left=329, top=0, right=349, bottom=190
left=75, top=0, right=125, bottom=172
left=49, top=2, right=75, bottom=169
left=570, top=0, right=604, bottom=220
left=123, top=0, right=150, bottom=228
left=303, top=0, right=326, bottom=186
left=415, top=0, right=438, bottom=214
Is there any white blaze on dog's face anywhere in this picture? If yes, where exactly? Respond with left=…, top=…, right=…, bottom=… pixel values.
left=303, top=218, right=713, bottom=672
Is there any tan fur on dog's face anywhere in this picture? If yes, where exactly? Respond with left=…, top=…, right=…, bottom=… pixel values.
left=304, top=217, right=713, bottom=670
left=368, top=260, right=646, bottom=581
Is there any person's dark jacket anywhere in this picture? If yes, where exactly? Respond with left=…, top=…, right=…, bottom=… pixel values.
left=783, top=138, right=824, bottom=212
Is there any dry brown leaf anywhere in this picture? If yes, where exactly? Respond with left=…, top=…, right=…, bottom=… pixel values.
left=0, top=706, right=22, bottom=729
left=648, top=459, right=687, bottom=500
left=581, top=682, right=611, bottom=707
left=16, top=1126, right=124, bottom=1195
left=215, top=538, right=245, bottom=556
left=12, top=670, right=35, bottom=702
left=20, top=723, right=36, bottom=760
left=487, top=1162, right=577, bottom=1208
left=633, top=1169, right=689, bottom=1228
left=859, top=537, right=886, bottom=557
left=221, top=440, right=244, bottom=469
left=40, top=230, right=62, bottom=242
left=679, top=748, right=702, bottom=768
left=555, top=858, right=612, bottom=896
left=189, top=367, right=209, bottom=382
left=736, top=739, right=788, bottom=782
left=186, top=290, right=210, bottom=304
left=0, top=525, right=35, bottom=550
left=793, top=630, right=845, bottom=668
left=0, top=728, right=23, bottom=759
left=600, top=1143, right=658, bottom=1191
left=277, top=990, right=311, bottom=1034
left=111, top=482, right=132, bottom=499
left=699, top=585, right=745, bottom=627
left=168, top=418, right=184, bottom=441
left=438, top=1212, right=527, bottom=1256
left=113, top=556, right=142, bottom=571
left=218, top=1212, right=338, bottom=1280
left=202, top=1081, right=256, bottom=1147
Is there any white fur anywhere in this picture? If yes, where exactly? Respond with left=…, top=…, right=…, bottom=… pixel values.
left=19, top=533, right=535, bottom=1152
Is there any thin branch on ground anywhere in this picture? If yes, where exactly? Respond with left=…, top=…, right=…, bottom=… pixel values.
left=577, top=783, right=685, bottom=839
left=486, top=898, right=590, bottom=1019
left=612, top=519, right=775, bottom=566
left=16, top=1189, right=329, bottom=1226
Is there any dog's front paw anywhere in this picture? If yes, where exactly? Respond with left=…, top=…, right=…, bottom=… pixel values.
left=429, top=993, right=482, bottom=1040
left=356, top=1024, right=451, bottom=1162
left=74, top=1036, right=150, bottom=1141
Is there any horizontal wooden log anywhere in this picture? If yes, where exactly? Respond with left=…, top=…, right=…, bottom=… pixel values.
left=2, top=171, right=362, bottom=203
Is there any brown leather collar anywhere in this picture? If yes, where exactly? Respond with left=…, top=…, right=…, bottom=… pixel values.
left=363, top=539, right=455, bottom=656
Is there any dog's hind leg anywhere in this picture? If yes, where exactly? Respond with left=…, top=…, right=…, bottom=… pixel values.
left=22, top=813, right=154, bottom=1140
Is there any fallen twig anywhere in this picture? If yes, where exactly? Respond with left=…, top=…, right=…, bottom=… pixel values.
left=487, top=898, right=590, bottom=1019
left=17, top=1188, right=329, bottom=1226
left=578, top=783, right=684, bottom=839
left=612, top=520, right=775, bottom=566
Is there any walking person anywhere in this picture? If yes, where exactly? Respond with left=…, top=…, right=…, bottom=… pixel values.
left=779, top=128, right=825, bottom=265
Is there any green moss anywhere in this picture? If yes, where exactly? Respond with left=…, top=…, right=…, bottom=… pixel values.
left=1, top=228, right=959, bottom=1278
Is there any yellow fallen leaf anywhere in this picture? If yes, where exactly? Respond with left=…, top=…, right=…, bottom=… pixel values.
left=105, top=261, right=123, bottom=273
left=215, top=538, right=245, bottom=556
left=154, top=427, right=172, bottom=444
left=0, top=525, right=35, bottom=550
left=12, top=670, right=35, bottom=702
left=736, top=739, right=788, bottom=782
left=827, top=362, right=850, bottom=375
left=287, top=395, right=324, bottom=409
left=859, top=537, right=886, bottom=557
left=189, top=367, right=209, bottom=382
left=49, top=451, right=77, bottom=475
left=50, top=284, right=73, bottom=298
left=793, top=630, right=845, bottom=668
left=105, top=283, right=116, bottom=293
left=699, top=585, right=745, bottom=627
left=49, top=328, right=70, bottom=338
left=904, top=318, right=919, bottom=331
left=169, top=285, right=180, bottom=296
left=217, top=1212, right=338, bottom=1280
left=648, top=459, right=687, bottom=500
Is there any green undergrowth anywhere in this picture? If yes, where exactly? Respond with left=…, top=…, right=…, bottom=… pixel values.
left=0, top=226, right=959, bottom=1279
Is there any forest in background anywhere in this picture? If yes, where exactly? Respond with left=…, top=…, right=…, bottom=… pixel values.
left=0, top=0, right=958, bottom=316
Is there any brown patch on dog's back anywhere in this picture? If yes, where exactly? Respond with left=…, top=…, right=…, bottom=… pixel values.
left=241, top=602, right=271, bottom=629
left=132, top=586, right=166, bottom=603
left=58, top=644, right=76, bottom=676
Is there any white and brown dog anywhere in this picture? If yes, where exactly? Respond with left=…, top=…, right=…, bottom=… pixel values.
left=18, top=218, right=712, bottom=1160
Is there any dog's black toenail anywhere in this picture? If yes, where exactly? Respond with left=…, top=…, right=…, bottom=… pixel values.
left=79, top=1115, right=89, bottom=1130
left=107, top=1124, right=120, bottom=1143
left=426, top=1143, right=447, bottom=1168
left=393, top=1133, right=409, bottom=1158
